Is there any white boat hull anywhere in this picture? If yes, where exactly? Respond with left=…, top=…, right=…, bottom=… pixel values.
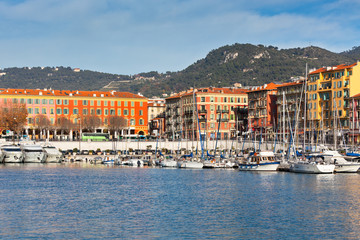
left=178, top=161, right=204, bottom=169
left=290, top=162, right=335, bottom=174
left=238, top=162, right=280, bottom=171
left=335, top=164, right=360, bottom=173
left=128, top=159, right=144, bottom=167
left=3, top=153, right=23, bottom=163
left=23, top=153, right=47, bottom=163
left=45, top=154, right=62, bottom=163
left=161, top=160, right=178, bottom=167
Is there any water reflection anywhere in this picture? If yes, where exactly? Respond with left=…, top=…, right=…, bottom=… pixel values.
left=0, top=165, right=360, bottom=239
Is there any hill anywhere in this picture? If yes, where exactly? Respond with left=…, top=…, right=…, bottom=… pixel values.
left=0, top=44, right=359, bottom=97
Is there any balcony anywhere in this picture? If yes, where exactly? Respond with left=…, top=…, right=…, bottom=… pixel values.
left=216, top=109, right=229, bottom=113
left=184, top=110, right=193, bottom=115
left=198, top=109, right=207, bottom=114
left=221, top=118, right=229, bottom=122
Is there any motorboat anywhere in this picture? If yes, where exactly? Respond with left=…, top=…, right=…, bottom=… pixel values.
left=289, top=155, right=335, bottom=174
left=323, top=151, right=360, bottom=173
left=21, top=144, right=47, bottom=163
left=1, top=145, right=24, bottom=163
left=43, top=145, right=63, bottom=163
left=128, top=156, right=144, bottom=167
left=160, top=158, right=178, bottom=168
left=238, top=151, right=280, bottom=171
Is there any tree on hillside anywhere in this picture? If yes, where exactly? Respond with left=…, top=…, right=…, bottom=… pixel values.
left=0, top=102, right=28, bottom=142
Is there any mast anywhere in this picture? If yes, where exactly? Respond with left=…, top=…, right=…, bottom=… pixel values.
left=303, top=63, right=308, bottom=152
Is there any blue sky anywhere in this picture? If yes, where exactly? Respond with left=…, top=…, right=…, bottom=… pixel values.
left=0, top=0, right=359, bottom=75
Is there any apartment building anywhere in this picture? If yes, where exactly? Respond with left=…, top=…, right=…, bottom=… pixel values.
left=0, top=88, right=148, bottom=139
left=165, top=87, right=248, bottom=141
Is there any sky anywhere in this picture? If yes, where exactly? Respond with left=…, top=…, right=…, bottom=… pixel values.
left=0, top=0, right=359, bottom=75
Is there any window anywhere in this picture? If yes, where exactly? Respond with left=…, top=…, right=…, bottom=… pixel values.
left=139, top=119, right=144, bottom=125
left=224, top=97, right=228, bottom=103
left=338, top=81, right=342, bottom=88
left=27, top=99, right=33, bottom=104
left=56, top=108, right=62, bottom=114
left=118, top=109, right=121, bottom=116
left=13, top=98, right=18, bottom=103
left=131, top=101, right=134, bottom=107
left=111, top=101, right=114, bottom=106
left=28, top=118, right=33, bottom=124
left=35, top=108, right=39, bottom=114
left=96, top=109, right=101, bottom=115
left=56, top=99, right=62, bottom=105
left=139, top=110, right=143, bottom=116
left=35, top=99, right=40, bottom=104
left=140, top=102, right=143, bottom=107
left=124, top=101, right=128, bottom=107
left=110, top=109, right=115, bottom=115
left=201, top=97, right=205, bottom=102
left=210, top=97, right=214, bottom=102
left=117, top=101, right=121, bottom=106
left=42, top=99, right=47, bottom=104
left=104, top=101, right=108, bottom=106
left=91, top=109, right=95, bottom=115
left=28, top=108, right=33, bottom=114
left=73, top=108, right=78, bottom=114
left=50, top=108, right=54, bottom=114
left=90, top=100, right=94, bottom=106
left=49, top=99, right=54, bottom=104
left=63, top=108, right=69, bottom=115
left=131, top=109, right=135, bottom=116
left=74, top=100, right=78, bottom=106
left=130, top=119, right=135, bottom=125
left=63, top=100, right=69, bottom=105
left=42, top=108, right=46, bottom=114
left=83, top=109, right=88, bottom=115
left=104, top=109, right=108, bottom=115
left=124, top=109, right=128, bottom=115
left=20, top=99, right=25, bottom=104
left=83, top=100, right=88, bottom=106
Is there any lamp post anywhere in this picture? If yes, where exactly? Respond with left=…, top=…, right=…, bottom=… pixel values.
left=78, top=118, right=81, bottom=152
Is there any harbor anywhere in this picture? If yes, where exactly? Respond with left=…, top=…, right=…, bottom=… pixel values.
left=1, top=163, right=360, bottom=239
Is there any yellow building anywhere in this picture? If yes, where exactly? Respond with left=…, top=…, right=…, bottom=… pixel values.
left=308, top=62, right=360, bottom=142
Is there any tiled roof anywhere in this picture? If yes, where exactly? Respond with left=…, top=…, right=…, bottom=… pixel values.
left=0, top=88, right=147, bottom=99
left=167, top=87, right=248, bottom=99
left=247, top=82, right=279, bottom=92
left=309, top=62, right=358, bottom=75
left=276, top=81, right=304, bottom=88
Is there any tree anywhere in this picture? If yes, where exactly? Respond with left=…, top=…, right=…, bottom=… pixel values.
left=0, top=102, right=28, bottom=142
left=56, top=117, right=73, bottom=139
left=107, top=116, right=128, bottom=138
left=34, top=114, right=51, bottom=140
left=81, top=115, right=101, bottom=132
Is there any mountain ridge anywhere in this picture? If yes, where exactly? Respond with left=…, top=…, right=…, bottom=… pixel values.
left=0, top=44, right=359, bottom=97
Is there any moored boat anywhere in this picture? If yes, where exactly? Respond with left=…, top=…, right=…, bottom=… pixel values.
left=21, top=144, right=47, bottom=163
left=238, top=151, right=280, bottom=171
left=289, top=155, right=335, bottom=174
left=1, top=145, right=24, bottom=163
left=43, top=145, right=63, bottom=163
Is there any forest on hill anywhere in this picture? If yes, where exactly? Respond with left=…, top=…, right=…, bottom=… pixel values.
left=0, top=44, right=359, bottom=97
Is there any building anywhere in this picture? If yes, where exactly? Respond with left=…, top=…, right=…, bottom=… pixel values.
left=0, top=88, right=148, bottom=140
left=307, top=62, right=360, bottom=144
left=276, top=80, right=305, bottom=143
left=248, top=83, right=278, bottom=141
left=165, top=87, right=248, bottom=141
left=147, top=98, right=166, bottom=137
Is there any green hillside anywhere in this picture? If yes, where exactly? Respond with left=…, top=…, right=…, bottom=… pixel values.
left=0, top=44, right=359, bottom=97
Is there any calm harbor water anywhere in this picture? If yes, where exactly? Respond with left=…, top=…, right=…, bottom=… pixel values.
left=1, top=164, right=360, bottom=239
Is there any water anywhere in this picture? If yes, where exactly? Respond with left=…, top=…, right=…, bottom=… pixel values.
left=1, top=164, right=360, bottom=239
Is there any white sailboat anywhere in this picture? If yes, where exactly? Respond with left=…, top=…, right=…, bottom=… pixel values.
left=289, top=155, right=335, bottom=174
left=323, top=150, right=360, bottom=173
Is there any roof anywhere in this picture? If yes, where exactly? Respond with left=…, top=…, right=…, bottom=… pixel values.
left=166, top=87, right=248, bottom=99
left=351, top=93, right=360, bottom=98
left=309, top=62, right=358, bottom=75
left=247, top=82, right=279, bottom=92
left=276, top=81, right=304, bottom=88
left=0, top=88, right=147, bottom=99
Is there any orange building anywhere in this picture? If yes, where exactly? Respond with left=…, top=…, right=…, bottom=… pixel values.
left=0, top=88, right=148, bottom=139
left=248, top=83, right=279, bottom=140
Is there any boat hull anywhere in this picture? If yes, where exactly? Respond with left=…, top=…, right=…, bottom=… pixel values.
left=161, top=160, right=178, bottom=167
left=178, top=161, right=204, bottom=169
left=290, top=163, right=335, bottom=174
left=23, top=153, right=47, bottom=163
left=335, top=164, right=360, bottom=173
left=3, top=153, right=23, bottom=163
left=238, top=162, right=280, bottom=171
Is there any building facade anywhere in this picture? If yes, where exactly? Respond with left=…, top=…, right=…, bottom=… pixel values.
left=165, top=87, right=248, bottom=141
left=0, top=88, right=148, bottom=139
left=248, top=83, right=278, bottom=141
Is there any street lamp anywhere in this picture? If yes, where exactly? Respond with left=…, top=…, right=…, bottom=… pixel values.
left=78, top=118, right=81, bottom=152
